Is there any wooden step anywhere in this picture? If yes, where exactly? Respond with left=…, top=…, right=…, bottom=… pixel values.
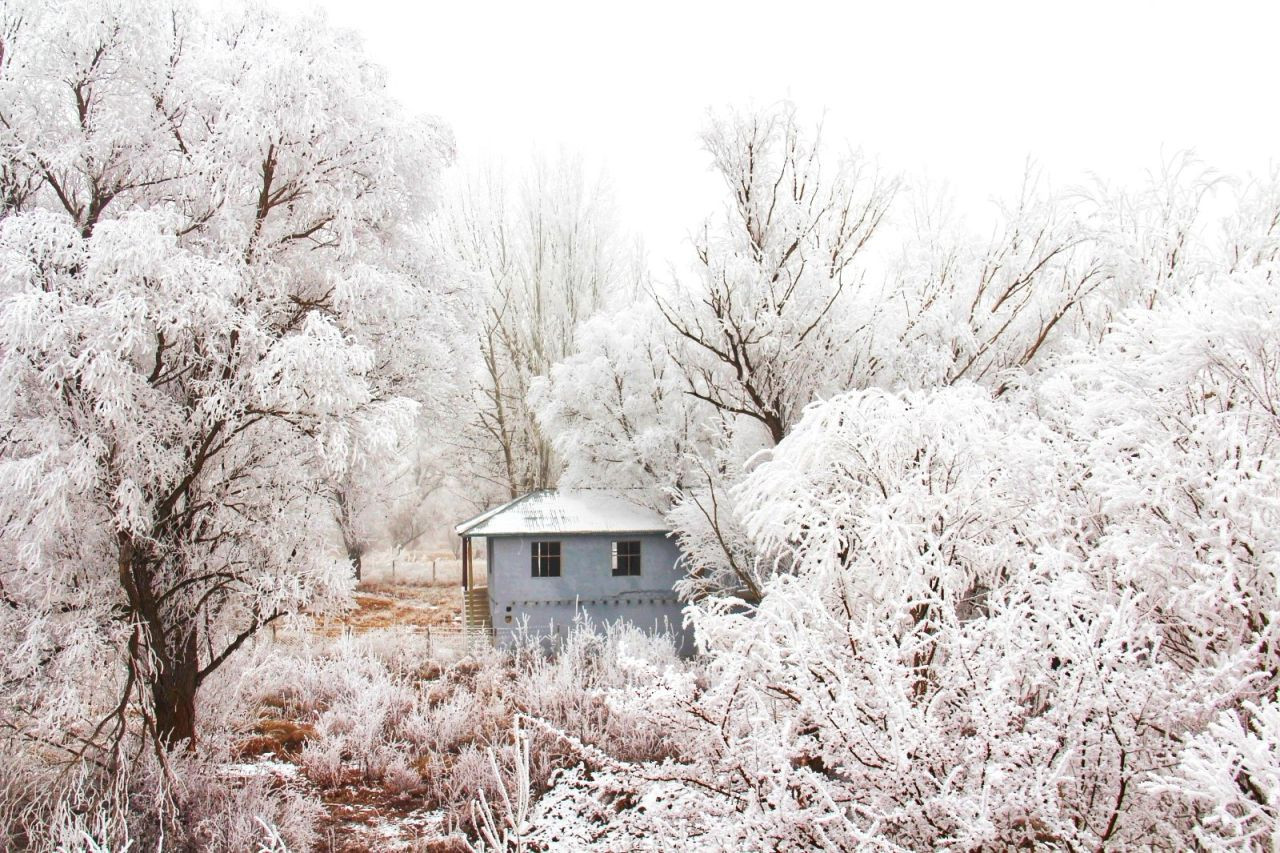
left=462, top=586, right=492, bottom=631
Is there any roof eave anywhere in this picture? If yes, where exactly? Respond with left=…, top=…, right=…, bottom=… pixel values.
left=465, top=527, right=673, bottom=538
left=454, top=491, right=543, bottom=536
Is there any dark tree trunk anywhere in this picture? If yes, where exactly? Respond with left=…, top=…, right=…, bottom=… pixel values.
left=347, top=542, right=363, bottom=581
left=119, top=530, right=201, bottom=747
left=763, top=409, right=786, bottom=446
left=334, top=484, right=364, bottom=581
left=152, top=629, right=199, bottom=746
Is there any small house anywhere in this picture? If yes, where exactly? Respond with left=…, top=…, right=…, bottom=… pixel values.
left=455, top=490, right=690, bottom=652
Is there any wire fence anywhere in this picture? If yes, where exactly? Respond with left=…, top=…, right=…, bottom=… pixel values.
left=338, top=623, right=494, bottom=659
left=269, top=622, right=495, bottom=666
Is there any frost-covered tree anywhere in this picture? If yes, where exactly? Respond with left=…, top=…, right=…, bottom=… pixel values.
left=1152, top=693, right=1280, bottom=848
left=656, top=103, right=894, bottom=445
left=532, top=301, right=716, bottom=506
left=330, top=411, right=467, bottom=580
left=537, top=104, right=897, bottom=596
left=0, top=0, right=463, bottom=772
left=880, top=175, right=1105, bottom=389
left=537, top=109, right=1229, bottom=601
left=437, top=156, right=644, bottom=502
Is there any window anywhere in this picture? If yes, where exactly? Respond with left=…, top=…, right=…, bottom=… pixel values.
left=612, top=540, right=641, bottom=576
left=531, top=541, right=561, bottom=577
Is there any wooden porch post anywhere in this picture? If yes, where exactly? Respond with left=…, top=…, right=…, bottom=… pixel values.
left=462, top=535, right=470, bottom=590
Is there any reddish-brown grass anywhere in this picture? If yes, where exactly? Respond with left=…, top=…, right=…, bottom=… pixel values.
left=314, top=581, right=463, bottom=636
left=233, top=718, right=317, bottom=760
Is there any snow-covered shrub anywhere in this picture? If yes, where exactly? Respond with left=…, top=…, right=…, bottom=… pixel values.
left=300, top=737, right=347, bottom=789
left=1151, top=694, right=1280, bottom=849
left=383, top=754, right=425, bottom=797
left=10, top=740, right=320, bottom=852
left=175, top=759, right=324, bottom=853
left=45, top=801, right=135, bottom=853
left=406, top=691, right=483, bottom=755
left=526, top=621, right=689, bottom=764
left=470, top=721, right=535, bottom=853
left=201, top=624, right=688, bottom=842
left=447, top=746, right=508, bottom=824
left=524, top=252, right=1280, bottom=848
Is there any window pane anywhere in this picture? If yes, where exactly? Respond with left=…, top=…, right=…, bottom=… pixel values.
left=612, top=540, right=641, bottom=576
left=532, top=541, right=561, bottom=577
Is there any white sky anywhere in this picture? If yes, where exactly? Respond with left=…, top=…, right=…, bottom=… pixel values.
left=283, top=0, right=1279, bottom=265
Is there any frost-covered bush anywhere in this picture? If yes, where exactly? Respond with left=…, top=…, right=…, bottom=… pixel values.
left=509, top=620, right=690, bottom=764
left=522, top=203, right=1280, bottom=848
left=1151, top=693, right=1280, bottom=849
left=3, top=741, right=321, bottom=852
left=382, top=754, right=424, bottom=797
left=174, top=758, right=324, bottom=853
left=406, top=690, right=485, bottom=755
left=207, top=622, right=690, bottom=842
left=299, top=737, right=347, bottom=789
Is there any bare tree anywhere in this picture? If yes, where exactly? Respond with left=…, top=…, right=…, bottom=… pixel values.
left=655, top=103, right=896, bottom=446
left=439, top=155, right=645, bottom=500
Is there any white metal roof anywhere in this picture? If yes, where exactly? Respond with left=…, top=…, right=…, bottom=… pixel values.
left=454, top=490, right=671, bottom=537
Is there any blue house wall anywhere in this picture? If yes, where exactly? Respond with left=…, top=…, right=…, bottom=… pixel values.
left=485, top=532, right=689, bottom=653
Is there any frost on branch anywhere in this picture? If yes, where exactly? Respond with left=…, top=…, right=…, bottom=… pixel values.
left=1150, top=694, right=1280, bottom=849
left=526, top=194, right=1280, bottom=846
left=0, top=0, right=466, bottom=845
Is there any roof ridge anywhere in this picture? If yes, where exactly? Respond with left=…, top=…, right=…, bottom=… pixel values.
left=454, top=489, right=670, bottom=537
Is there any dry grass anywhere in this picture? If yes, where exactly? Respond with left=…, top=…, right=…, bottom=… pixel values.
left=233, top=718, right=317, bottom=760
left=229, top=551, right=687, bottom=849
left=344, top=586, right=461, bottom=631
left=230, top=622, right=688, bottom=851
left=311, top=554, right=474, bottom=636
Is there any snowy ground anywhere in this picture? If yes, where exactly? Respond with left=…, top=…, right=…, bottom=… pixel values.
left=226, top=746, right=464, bottom=852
